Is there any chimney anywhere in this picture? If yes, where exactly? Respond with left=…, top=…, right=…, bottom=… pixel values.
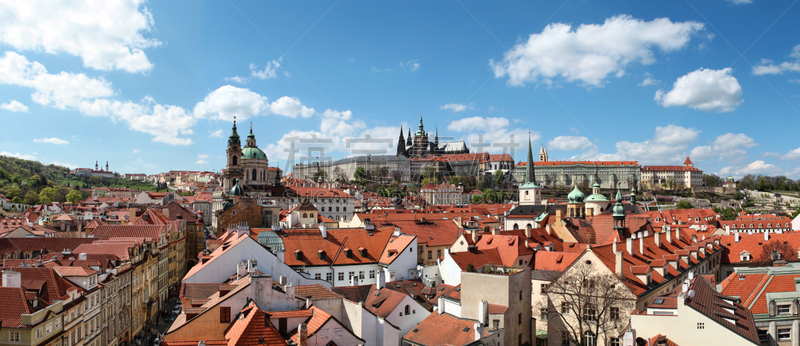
left=675, top=228, right=680, bottom=243
left=725, top=224, right=730, bottom=234
left=639, top=238, right=644, bottom=255
left=377, top=270, right=385, bottom=290
left=735, top=232, right=740, bottom=243
left=438, top=297, right=445, bottom=314
left=474, top=322, right=483, bottom=341
left=555, top=209, right=563, bottom=219
left=654, top=231, right=662, bottom=248
left=586, top=208, right=594, bottom=217
left=765, top=232, right=769, bottom=241
left=491, top=228, right=499, bottom=236
left=319, top=225, right=327, bottom=239
left=297, top=323, right=308, bottom=346
left=626, top=237, right=633, bottom=255
left=666, top=228, right=673, bottom=244
left=525, top=224, right=532, bottom=238
left=79, top=253, right=87, bottom=261
left=237, top=261, right=247, bottom=280
left=545, top=223, right=552, bottom=235
left=615, top=250, right=623, bottom=277
left=2, top=270, right=21, bottom=287
left=471, top=230, right=478, bottom=243
left=478, top=300, right=488, bottom=325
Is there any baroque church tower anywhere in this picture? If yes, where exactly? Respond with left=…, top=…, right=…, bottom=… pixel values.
left=224, top=118, right=244, bottom=192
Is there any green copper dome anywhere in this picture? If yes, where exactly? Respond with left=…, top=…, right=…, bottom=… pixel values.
left=241, top=147, right=267, bottom=160
left=567, top=183, right=585, bottom=203
left=584, top=193, right=609, bottom=202
left=592, top=181, right=601, bottom=189
left=231, top=179, right=244, bottom=196
left=612, top=187, right=624, bottom=216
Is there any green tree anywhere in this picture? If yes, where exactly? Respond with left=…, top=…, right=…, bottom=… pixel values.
left=11, top=196, right=21, bottom=203
left=54, top=188, right=70, bottom=203
left=66, top=190, right=83, bottom=204
left=676, top=200, right=693, bottom=209
left=23, top=190, right=39, bottom=205
left=471, top=193, right=483, bottom=203
left=493, top=170, right=504, bottom=187
left=353, top=166, right=367, bottom=181
left=38, top=195, right=52, bottom=204
left=39, top=187, right=56, bottom=201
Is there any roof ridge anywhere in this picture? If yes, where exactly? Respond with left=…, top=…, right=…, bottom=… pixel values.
left=747, top=274, right=774, bottom=309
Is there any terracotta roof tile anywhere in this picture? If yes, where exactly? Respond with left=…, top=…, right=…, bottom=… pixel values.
left=402, top=312, right=482, bottom=346
left=226, top=304, right=288, bottom=346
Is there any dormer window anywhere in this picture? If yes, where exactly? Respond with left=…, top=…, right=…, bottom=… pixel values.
left=318, top=250, right=327, bottom=261
left=359, top=247, right=368, bottom=257
left=295, top=250, right=303, bottom=260
left=344, top=249, right=353, bottom=258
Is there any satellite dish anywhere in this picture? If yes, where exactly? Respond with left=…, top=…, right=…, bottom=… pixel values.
left=688, top=290, right=695, bottom=298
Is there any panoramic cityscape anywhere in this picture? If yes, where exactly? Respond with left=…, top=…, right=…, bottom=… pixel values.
left=2, top=1, right=800, bottom=346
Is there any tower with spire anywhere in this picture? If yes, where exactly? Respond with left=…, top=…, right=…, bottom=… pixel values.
left=612, top=184, right=627, bottom=237
left=539, top=145, right=548, bottom=162
left=411, top=114, right=431, bottom=157
left=519, top=132, right=542, bottom=206
left=224, top=117, right=244, bottom=192
left=396, top=126, right=407, bottom=157
left=105, top=161, right=109, bottom=171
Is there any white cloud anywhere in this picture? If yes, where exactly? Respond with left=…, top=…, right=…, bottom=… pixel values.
left=689, top=133, right=757, bottom=161
left=33, top=137, right=69, bottom=145
left=0, top=100, right=27, bottom=112
left=226, top=59, right=285, bottom=82
left=268, top=96, right=315, bottom=118
left=728, top=0, right=752, bottom=4
left=447, top=116, right=510, bottom=132
left=655, top=68, right=743, bottom=112
left=193, top=85, right=268, bottom=121
left=81, top=97, right=196, bottom=145
left=0, top=0, right=160, bottom=73
left=440, top=103, right=473, bottom=113
left=51, top=161, right=77, bottom=169
left=720, top=160, right=782, bottom=177
left=491, top=15, right=704, bottom=87
left=399, top=59, right=420, bottom=71
left=0, top=52, right=115, bottom=109
left=576, top=125, right=699, bottom=164
left=752, top=45, right=800, bottom=75
left=548, top=136, right=595, bottom=151
left=639, top=73, right=661, bottom=86
left=132, top=149, right=140, bottom=153
left=0, top=151, right=36, bottom=160
left=195, top=154, right=209, bottom=165
left=209, top=129, right=224, bottom=138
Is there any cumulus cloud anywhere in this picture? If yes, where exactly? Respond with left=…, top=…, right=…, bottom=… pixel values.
left=0, top=52, right=114, bottom=109
left=655, top=68, right=743, bottom=112
left=720, top=160, right=782, bottom=177
left=132, top=149, right=140, bottom=153
left=226, top=59, right=285, bottom=83
left=0, top=0, right=160, bottom=73
left=0, top=151, right=36, bottom=160
left=195, top=154, right=209, bottom=165
left=193, top=85, right=268, bottom=121
left=0, top=100, right=27, bottom=112
left=447, top=116, right=510, bottom=132
left=440, top=103, right=473, bottom=113
left=728, top=0, right=752, bottom=4
left=209, top=129, right=224, bottom=138
left=639, top=73, right=661, bottom=86
left=690, top=133, right=757, bottom=161
left=491, top=15, right=704, bottom=87
left=576, top=125, right=700, bottom=164
left=80, top=97, right=196, bottom=145
left=33, top=137, right=69, bottom=145
left=752, top=45, right=800, bottom=75
left=548, top=136, right=595, bottom=151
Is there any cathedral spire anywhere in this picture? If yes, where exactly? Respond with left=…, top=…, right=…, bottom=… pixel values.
left=397, top=126, right=407, bottom=157
left=525, top=131, right=536, bottom=185
left=228, top=116, right=241, bottom=147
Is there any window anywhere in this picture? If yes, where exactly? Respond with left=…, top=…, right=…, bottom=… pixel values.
left=561, top=332, right=569, bottom=346
left=220, top=306, right=231, bottom=323
left=610, top=337, right=621, bottom=346
left=541, top=283, right=548, bottom=293
left=779, top=328, right=791, bottom=340
left=428, top=251, right=432, bottom=259
left=326, top=272, right=333, bottom=282
left=697, top=322, right=704, bottom=329
left=583, top=304, right=596, bottom=321
left=349, top=272, right=355, bottom=280
left=369, top=270, right=376, bottom=279
left=405, top=305, right=410, bottom=315
left=540, top=308, right=548, bottom=322
left=334, top=328, right=343, bottom=339
left=584, top=331, right=596, bottom=346
left=318, top=329, right=329, bottom=340
left=359, top=271, right=365, bottom=280
left=36, top=327, right=42, bottom=339
left=437, top=250, right=442, bottom=258
left=493, top=319, right=500, bottom=330
left=561, top=302, right=570, bottom=314
left=338, top=272, right=344, bottom=281
left=778, top=304, right=791, bottom=314
left=9, top=331, right=20, bottom=342
left=315, top=273, right=321, bottom=280
left=610, top=307, right=619, bottom=320
left=46, top=322, right=53, bottom=333
left=518, top=312, right=522, bottom=324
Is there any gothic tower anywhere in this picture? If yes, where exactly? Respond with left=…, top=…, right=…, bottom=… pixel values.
left=412, top=115, right=430, bottom=157
left=539, top=145, right=549, bottom=162
left=397, top=126, right=407, bottom=157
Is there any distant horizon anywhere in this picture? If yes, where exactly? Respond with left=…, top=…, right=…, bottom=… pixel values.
left=2, top=1, right=800, bottom=178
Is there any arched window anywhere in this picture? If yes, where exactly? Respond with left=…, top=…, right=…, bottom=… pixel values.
left=252, top=169, right=257, bottom=181
left=513, top=224, right=519, bottom=230
left=405, top=305, right=410, bottom=315
left=303, top=213, right=308, bottom=218
left=584, top=331, right=596, bottom=346
left=232, top=156, right=238, bottom=165
left=768, top=223, right=772, bottom=227
left=526, top=223, right=532, bottom=229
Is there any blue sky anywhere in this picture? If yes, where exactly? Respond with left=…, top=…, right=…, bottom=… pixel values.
left=1, top=0, right=800, bottom=178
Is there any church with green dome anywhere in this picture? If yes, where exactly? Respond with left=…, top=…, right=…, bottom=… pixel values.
left=222, top=119, right=280, bottom=193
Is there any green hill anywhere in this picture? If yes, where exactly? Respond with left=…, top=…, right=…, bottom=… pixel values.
left=0, top=155, right=166, bottom=205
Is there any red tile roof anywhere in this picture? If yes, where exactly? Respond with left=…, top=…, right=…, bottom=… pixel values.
left=280, top=227, right=393, bottom=267
left=534, top=251, right=581, bottom=272
left=641, top=165, right=701, bottom=172
left=449, top=248, right=503, bottom=271
left=379, top=235, right=415, bottom=265
left=0, top=287, right=32, bottom=327
left=226, top=303, right=288, bottom=346
left=289, top=306, right=333, bottom=344
left=403, top=312, right=481, bottom=346
left=91, top=225, right=165, bottom=240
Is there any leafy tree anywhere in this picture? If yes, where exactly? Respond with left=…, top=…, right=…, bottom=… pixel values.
left=38, top=195, right=52, bottom=204
left=754, top=240, right=799, bottom=266
left=54, top=188, right=70, bottom=203
left=66, top=190, right=83, bottom=204
left=39, top=187, right=56, bottom=201
left=11, top=196, right=21, bottom=204
left=471, top=193, right=483, bottom=203
left=23, top=190, right=39, bottom=205
left=675, top=201, right=693, bottom=209
left=493, top=169, right=504, bottom=187
left=353, top=166, right=368, bottom=181
left=732, top=191, right=745, bottom=200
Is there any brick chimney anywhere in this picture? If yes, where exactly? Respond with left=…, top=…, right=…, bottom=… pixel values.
left=297, top=323, right=308, bottom=346
left=525, top=224, right=532, bottom=238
